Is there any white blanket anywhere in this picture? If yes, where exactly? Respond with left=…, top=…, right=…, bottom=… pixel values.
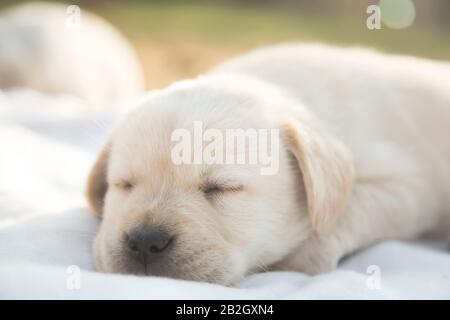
left=1, top=89, right=449, bottom=299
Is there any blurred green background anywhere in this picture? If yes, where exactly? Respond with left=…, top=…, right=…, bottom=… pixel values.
left=1, top=0, right=449, bottom=89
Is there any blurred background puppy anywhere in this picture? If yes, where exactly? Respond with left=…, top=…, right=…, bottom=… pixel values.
left=1, top=0, right=449, bottom=103
left=0, top=2, right=144, bottom=105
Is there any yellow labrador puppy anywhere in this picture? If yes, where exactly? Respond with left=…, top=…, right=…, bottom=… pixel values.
left=87, top=44, right=450, bottom=285
left=0, top=2, right=144, bottom=104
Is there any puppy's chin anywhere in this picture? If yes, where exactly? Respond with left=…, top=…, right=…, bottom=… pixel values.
left=92, top=234, right=105, bottom=272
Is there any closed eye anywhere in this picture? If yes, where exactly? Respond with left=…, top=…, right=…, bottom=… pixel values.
left=114, top=180, right=134, bottom=192
left=201, top=183, right=243, bottom=196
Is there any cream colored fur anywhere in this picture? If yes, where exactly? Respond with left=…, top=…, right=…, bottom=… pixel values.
left=87, top=43, right=450, bottom=284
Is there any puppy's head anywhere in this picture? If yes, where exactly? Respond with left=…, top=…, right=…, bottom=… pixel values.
left=86, top=76, right=353, bottom=285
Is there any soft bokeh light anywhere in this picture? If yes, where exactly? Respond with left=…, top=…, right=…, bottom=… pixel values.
left=379, top=0, right=416, bottom=29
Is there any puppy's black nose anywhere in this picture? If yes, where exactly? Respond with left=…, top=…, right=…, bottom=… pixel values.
left=126, top=227, right=173, bottom=263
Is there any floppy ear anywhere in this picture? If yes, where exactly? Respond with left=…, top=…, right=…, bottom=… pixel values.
left=281, top=120, right=354, bottom=234
left=86, top=144, right=110, bottom=217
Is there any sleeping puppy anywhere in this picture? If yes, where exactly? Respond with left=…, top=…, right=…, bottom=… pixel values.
left=86, top=44, right=450, bottom=285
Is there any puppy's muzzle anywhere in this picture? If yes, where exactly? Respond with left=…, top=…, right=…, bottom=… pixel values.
left=124, top=227, right=174, bottom=271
